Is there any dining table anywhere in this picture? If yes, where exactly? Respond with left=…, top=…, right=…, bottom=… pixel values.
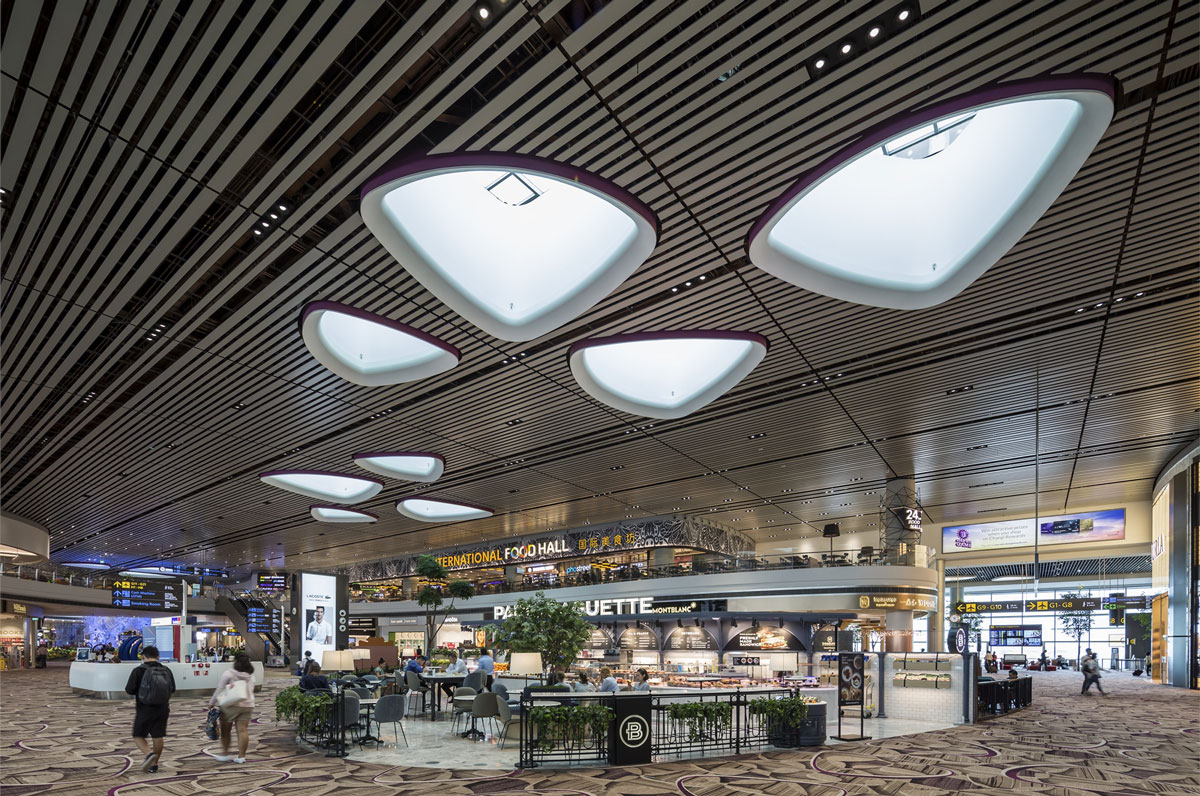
left=357, top=697, right=380, bottom=744
left=419, top=673, right=465, bottom=720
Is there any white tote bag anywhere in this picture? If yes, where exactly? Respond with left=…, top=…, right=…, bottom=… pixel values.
left=217, top=678, right=251, bottom=709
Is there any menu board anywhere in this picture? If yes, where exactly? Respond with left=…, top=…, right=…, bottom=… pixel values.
left=838, top=652, right=865, bottom=706
left=257, top=573, right=287, bottom=592
left=618, top=627, right=658, bottom=650
left=111, top=579, right=183, bottom=611
left=586, top=628, right=614, bottom=650
left=245, top=605, right=283, bottom=635
left=726, top=626, right=803, bottom=651
left=943, top=508, right=1124, bottom=553
left=664, top=627, right=716, bottom=651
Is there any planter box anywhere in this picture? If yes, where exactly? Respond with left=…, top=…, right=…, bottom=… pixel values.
left=767, top=701, right=826, bottom=748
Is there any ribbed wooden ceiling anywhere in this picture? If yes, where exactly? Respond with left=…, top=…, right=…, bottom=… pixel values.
left=2, top=0, right=1196, bottom=577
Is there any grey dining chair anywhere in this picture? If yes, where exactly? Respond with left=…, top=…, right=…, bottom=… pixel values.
left=339, top=691, right=363, bottom=746
left=462, top=668, right=486, bottom=692
left=495, top=693, right=521, bottom=749
left=466, top=692, right=498, bottom=741
left=404, top=670, right=428, bottom=710
left=371, top=694, right=408, bottom=747
left=491, top=681, right=510, bottom=701
left=450, top=686, right=477, bottom=733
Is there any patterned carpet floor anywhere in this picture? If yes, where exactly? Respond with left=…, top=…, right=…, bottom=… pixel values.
left=1, top=664, right=1196, bottom=795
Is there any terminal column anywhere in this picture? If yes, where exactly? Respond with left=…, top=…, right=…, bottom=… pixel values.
left=883, top=476, right=921, bottom=565
left=885, top=610, right=913, bottom=653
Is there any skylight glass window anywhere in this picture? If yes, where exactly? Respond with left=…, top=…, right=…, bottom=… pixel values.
left=301, top=301, right=459, bottom=386
left=747, top=76, right=1115, bottom=309
left=311, top=505, right=378, bottom=523
left=396, top=498, right=493, bottom=522
left=260, top=470, right=383, bottom=503
left=352, top=452, right=444, bottom=483
left=360, top=153, right=658, bottom=341
left=569, top=331, right=769, bottom=419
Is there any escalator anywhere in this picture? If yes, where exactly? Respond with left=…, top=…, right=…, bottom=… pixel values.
left=216, top=592, right=286, bottom=662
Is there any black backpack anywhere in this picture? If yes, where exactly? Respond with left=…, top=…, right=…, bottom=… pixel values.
left=138, top=664, right=172, bottom=706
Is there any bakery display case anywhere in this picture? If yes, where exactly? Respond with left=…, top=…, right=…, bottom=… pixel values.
left=891, top=653, right=954, bottom=688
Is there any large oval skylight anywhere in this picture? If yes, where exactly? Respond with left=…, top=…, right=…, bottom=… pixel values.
left=300, top=301, right=460, bottom=386
left=353, top=451, right=445, bottom=483
left=396, top=497, right=493, bottom=523
left=260, top=470, right=383, bottom=504
left=569, top=331, right=769, bottom=419
left=311, top=505, right=379, bottom=523
left=360, top=153, right=659, bottom=342
left=747, top=75, right=1116, bottom=309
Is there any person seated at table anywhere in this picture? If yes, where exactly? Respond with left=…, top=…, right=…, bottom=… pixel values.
left=572, top=670, right=596, bottom=693
left=597, top=667, right=619, bottom=693
left=1007, top=669, right=1020, bottom=681
left=298, top=662, right=329, bottom=692
left=373, top=657, right=387, bottom=676
left=296, top=650, right=313, bottom=676
left=520, top=671, right=571, bottom=708
left=440, top=652, right=467, bottom=700
left=632, top=668, right=651, bottom=691
left=404, top=655, right=425, bottom=675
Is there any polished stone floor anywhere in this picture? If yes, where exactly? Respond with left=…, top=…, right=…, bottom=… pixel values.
left=1, top=663, right=1196, bottom=795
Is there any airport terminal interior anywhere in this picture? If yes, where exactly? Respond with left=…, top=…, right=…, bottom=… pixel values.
left=0, top=1, right=1197, bottom=794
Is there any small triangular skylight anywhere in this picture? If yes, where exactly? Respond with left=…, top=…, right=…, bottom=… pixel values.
left=260, top=470, right=382, bottom=504
left=747, top=75, right=1116, bottom=309
left=360, top=153, right=659, bottom=341
left=395, top=497, right=493, bottom=523
left=300, top=301, right=459, bottom=386
left=569, top=331, right=769, bottom=419
left=311, top=505, right=379, bottom=523
left=353, top=452, right=445, bottom=483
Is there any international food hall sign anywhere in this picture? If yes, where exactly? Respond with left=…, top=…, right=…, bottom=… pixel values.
left=954, top=598, right=1103, bottom=614
left=342, top=515, right=755, bottom=581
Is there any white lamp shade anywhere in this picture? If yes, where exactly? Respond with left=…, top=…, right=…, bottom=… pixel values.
left=351, top=647, right=371, bottom=660
left=747, top=75, right=1116, bottom=309
left=322, top=649, right=354, bottom=670
left=310, top=505, right=378, bottom=523
left=508, top=652, right=543, bottom=676
left=396, top=497, right=493, bottom=523
left=401, top=648, right=416, bottom=657
left=300, top=301, right=459, bottom=386
left=260, top=470, right=382, bottom=504
left=569, top=331, right=769, bottom=419
left=360, top=152, right=659, bottom=342
left=352, top=451, right=445, bottom=483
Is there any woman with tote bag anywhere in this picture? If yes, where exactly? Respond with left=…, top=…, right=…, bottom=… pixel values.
left=209, top=653, right=256, bottom=762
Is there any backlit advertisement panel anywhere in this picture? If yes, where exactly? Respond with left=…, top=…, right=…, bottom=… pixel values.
left=295, top=572, right=346, bottom=662
left=942, top=508, right=1124, bottom=554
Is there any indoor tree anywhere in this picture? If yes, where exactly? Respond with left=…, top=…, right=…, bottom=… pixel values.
left=1058, top=591, right=1095, bottom=666
left=414, top=554, right=474, bottom=654
left=488, top=591, right=593, bottom=672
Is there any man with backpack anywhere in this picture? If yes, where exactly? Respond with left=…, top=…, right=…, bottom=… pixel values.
left=124, top=645, right=176, bottom=772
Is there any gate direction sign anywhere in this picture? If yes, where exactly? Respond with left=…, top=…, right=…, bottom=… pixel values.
left=954, top=598, right=1102, bottom=614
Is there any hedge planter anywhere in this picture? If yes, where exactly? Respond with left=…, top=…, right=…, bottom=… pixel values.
left=796, top=700, right=826, bottom=747
left=751, top=697, right=827, bottom=748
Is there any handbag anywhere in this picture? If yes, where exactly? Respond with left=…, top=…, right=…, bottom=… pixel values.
left=216, top=678, right=251, bottom=709
left=204, top=707, right=221, bottom=739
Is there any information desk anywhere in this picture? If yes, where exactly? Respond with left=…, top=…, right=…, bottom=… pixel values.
left=69, top=661, right=265, bottom=699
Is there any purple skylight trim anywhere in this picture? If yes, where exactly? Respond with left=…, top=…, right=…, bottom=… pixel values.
left=395, top=496, right=494, bottom=514
left=299, top=301, right=459, bottom=359
left=746, top=74, right=1118, bottom=248
left=352, top=451, right=446, bottom=464
left=259, top=469, right=384, bottom=487
left=310, top=505, right=378, bottom=520
left=567, top=329, right=770, bottom=359
left=360, top=151, right=660, bottom=236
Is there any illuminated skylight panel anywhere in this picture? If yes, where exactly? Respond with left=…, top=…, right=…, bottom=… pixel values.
left=300, top=302, right=459, bottom=386
left=61, top=561, right=110, bottom=570
left=748, top=77, right=1115, bottom=309
left=260, top=470, right=383, bottom=503
left=352, top=452, right=444, bottom=483
left=396, top=498, right=492, bottom=522
left=569, top=332, right=768, bottom=419
left=311, top=505, right=378, bottom=523
left=360, top=155, right=658, bottom=341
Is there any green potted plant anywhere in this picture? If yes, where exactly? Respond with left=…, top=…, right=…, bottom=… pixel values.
left=414, top=555, right=475, bottom=653
left=666, top=701, right=732, bottom=741
left=749, top=696, right=824, bottom=747
left=487, top=591, right=593, bottom=674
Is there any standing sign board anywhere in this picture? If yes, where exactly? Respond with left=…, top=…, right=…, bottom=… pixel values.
left=835, top=652, right=869, bottom=741
left=609, top=694, right=652, bottom=765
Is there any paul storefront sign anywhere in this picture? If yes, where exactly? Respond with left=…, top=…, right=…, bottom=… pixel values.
left=488, top=597, right=653, bottom=621
left=435, top=538, right=571, bottom=570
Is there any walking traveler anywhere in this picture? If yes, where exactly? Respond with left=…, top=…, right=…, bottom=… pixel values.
left=209, top=652, right=256, bottom=763
left=124, top=646, right=176, bottom=773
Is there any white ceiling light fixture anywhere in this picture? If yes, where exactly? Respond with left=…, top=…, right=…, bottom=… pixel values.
left=991, top=574, right=1033, bottom=582
left=260, top=470, right=383, bottom=504
left=61, top=561, right=110, bottom=570
left=300, top=301, right=459, bottom=386
left=396, top=497, right=493, bottom=523
left=0, top=511, right=50, bottom=563
left=352, top=451, right=445, bottom=483
left=360, top=152, right=659, bottom=341
left=569, top=331, right=769, bottom=419
left=943, top=574, right=978, bottom=582
left=311, top=505, right=379, bottom=523
left=747, top=75, right=1116, bottom=309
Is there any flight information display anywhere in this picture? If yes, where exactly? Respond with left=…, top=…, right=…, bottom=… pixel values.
left=257, top=573, right=287, bottom=592
left=111, top=579, right=183, bottom=611
left=989, top=624, right=1043, bottom=647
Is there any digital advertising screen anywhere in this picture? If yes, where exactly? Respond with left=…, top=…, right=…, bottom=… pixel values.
left=989, top=624, right=1043, bottom=647
left=297, top=572, right=343, bottom=662
left=942, top=508, right=1124, bottom=554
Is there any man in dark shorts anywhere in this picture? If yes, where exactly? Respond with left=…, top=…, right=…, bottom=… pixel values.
left=124, top=646, right=176, bottom=772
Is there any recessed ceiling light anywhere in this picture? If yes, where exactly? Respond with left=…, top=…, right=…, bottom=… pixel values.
left=311, top=505, right=378, bottom=523
left=840, top=43, right=852, bottom=54
left=352, top=452, right=445, bottom=483
left=260, top=470, right=383, bottom=503
left=898, top=9, right=910, bottom=20
left=396, top=498, right=493, bottom=522
left=300, top=301, right=459, bottom=386
left=814, top=58, right=825, bottom=69
left=569, top=330, right=769, bottom=419
left=869, top=26, right=880, bottom=37
left=360, top=153, right=658, bottom=342
left=747, top=75, right=1116, bottom=309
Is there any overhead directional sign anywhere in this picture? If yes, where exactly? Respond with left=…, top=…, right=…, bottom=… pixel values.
left=112, top=579, right=183, bottom=611
left=954, top=598, right=1102, bottom=614
left=1100, top=595, right=1148, bottom=610
left=245, top=605, right=283, bottom=635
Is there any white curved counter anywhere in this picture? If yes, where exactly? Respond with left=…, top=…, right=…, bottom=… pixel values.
left=69, top=661, right=265, bottom=699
